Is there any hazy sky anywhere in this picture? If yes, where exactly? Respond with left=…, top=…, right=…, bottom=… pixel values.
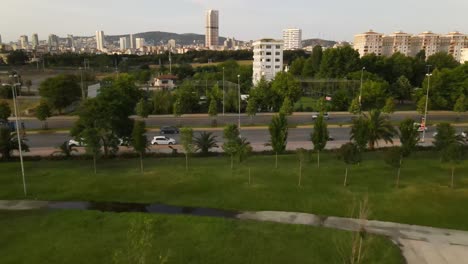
left=1, top=0, right=468, bottom=42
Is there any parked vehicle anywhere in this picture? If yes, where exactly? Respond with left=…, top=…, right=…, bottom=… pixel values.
left=312, top=113, right=330, bottom=120
left=151, top=136, right=176, bottom=145
left=68, top=138, right=85, bottom=147
left=160, top=126, right=179, bottom=134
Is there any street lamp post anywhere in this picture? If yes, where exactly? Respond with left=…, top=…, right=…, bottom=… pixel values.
left=222, top=67, right=225, bottom=116
left=359, top=67, right=365, bottom=112
left=9, top=74, right=27, bottom=196
left=237, top=74, right=241, bottom=132
left=79, top=67, right=85, bottom=99
left=421, top=73, right=432, bottom=143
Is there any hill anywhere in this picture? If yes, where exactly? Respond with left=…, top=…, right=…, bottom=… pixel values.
left=302, top=38, right=337, bottom=48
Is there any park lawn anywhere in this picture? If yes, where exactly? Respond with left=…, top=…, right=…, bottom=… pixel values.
left=1, top=151, right=468, bottom=230
left=0, top=210, right=403, bottom=264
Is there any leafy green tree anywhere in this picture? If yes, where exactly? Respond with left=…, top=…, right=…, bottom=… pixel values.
left=246, top=96, right=257, bottom=122
left=131, top=120, right=148, bottom=174
left=454, top=94, right=466, bottom=119
left=180, top=127, right=195, bottom=171
left=268, top=114, right=288, bottom=168
left=310, top=45, right=323, bottom=75
left=82, top=127, right=101, bottom=174
left=235, top=137, right=252, bottom=163
left=0, top=101, right=11, bottom=120
left=391, top=76, right=413, bottom=103
left=39, top=74, right=81, bottom=113
left=279, top=97, right=294, bottom=116
left=311, top=114, right=329, bottom=168
left=35, top=101, right=52, bottom=129
left=7, top=50, right=28, bottom=65
left=427, top=52, right=459, bottom=70
left=271, top=72, right=302, bottom=108
left=152, top=90, right=173, bottom=114
left=416, top=95, right=430, bottom=115
left=318, top=45, right=360, bottom=78
left=399, top=118, right=419, bottom=157
left=384, top=147, right=403, bottom=188
left=296, top=148, right=308, bottom=187
left=173, top=98, right=183, bottom=117
left=289, top=57, right=305, bottom=76
left=441, top=143, right=464, bottom=188
left=250, top=77, right=275, bottom=111
left=194, top=132, right=218, bottom=155
left=135, top=98, right=152, bottom=118
left=382, top=97, right=395, bottom=114
left=301, top=57, right=316, bottom=78
left=338, top=143, right=361, bottom=187
left=434, top=123, right=458, bottom=151
left=360, top=81, right=388, bottom=111
left=0, top=127, right=29, bottom=160
left=223, top=124, right=240, bottom=169
left=350, top=116, right=369, bottom=152
left=348, top=97, right=361, bottom=114
left=364, top=110, right=396, bottom=149
left=208, top=96, right=218, bottom=117
left=52, top=141, right=77, bottom=158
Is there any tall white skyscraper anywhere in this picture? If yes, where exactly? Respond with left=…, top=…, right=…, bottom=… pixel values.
left=283, top=28, right=302, bottom=50
left=96, top=30, right=105, bottom=51
left=130, top=34, right=135, bottom=49
left=120, top=37, right=128, bottom=50
left=135, top=38, right=145, bottom=49
left=48, top=34, right=59, bottom=48
left=252, top=39, right=284, bottom=85
left=19, top=35, right=29, bottom=49
left=205, top=9, right=219, bottom=49
left=67, top=34, right=74, bottom=48
left=32, top=33, right=39, bottom=48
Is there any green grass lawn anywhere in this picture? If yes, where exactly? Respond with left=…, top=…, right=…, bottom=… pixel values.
left=0, top=210, right=403, bottom=264
left=1, top=151, right=468, bottom=230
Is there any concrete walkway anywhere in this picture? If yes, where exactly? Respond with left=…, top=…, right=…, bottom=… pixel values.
left=2, top=200, right=468, bottom=263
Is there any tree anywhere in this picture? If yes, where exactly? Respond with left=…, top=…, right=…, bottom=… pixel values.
left=223, top=124, right=240, bottom=169
left=271, top=72, right=302, bottom=108
left=364, top=110, right=396, bottom=150
left=382, top=98, right=395, bottom=114
left=427, top=52, right=459, bottom=70
left=0, top=101, right=11, bottom=120
left=434, top=123, right=458, bottom=151
left=399, top=118, right=419, bottom=157
left=416, top=95, right=430, bottom=115
left=348, top=97, right=361, bottom=114
left=279, top=97, right=293, bottom=116
left=39, top=74, right=81, bottom=113
left=208, top=96, right=218, bottom=117
left=52, top=141, right=77, bottom=158
left=82, top=127, right=101, bottom=174
left=289, top=57, right=305, bottom=76
left=152, top=90, right=173, bottom=114
left=350, top=116, right=369, bottom=152
left=7, top=50, right=28, bottom=65
left=384, top=147, right=403, bottom=188
left=441, top=143, right=464, bottom=188
left=235, top=137, right=252, bottom=163
left=268, top=114, right=288, bottom=168
left=194, top=132, right=218, bottom=155
left=131, top=120, right=148, bottom=174
left=311, top=114, right=329, bottom=168
left=173, top=98, right=183, bottom=117
left=453, top=94, right=466, bottom=120
left=318, top=46, right=360, bottom=78
left=246, top=96, right=257, bottom=123
left=135, top=98, right=152, bottom=118
left=0, top=127, right=29, bottom=160
left=180, top=127, right=195, bottom=171
left=296, top=148, right=308, bottom=187
left=391, top=76, right=412, bottom=103
left=35, top=102, right=51, bottom=130
left=24, top=80, right=32, bottom=94
left=338, top=143, right=361, bottom=187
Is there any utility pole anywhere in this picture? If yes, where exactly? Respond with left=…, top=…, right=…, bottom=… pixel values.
left=79, top=67, right=85, bottom=99
left=222, top=67, right=225, bottom=116
left=359, top=66, right=365, bottom=113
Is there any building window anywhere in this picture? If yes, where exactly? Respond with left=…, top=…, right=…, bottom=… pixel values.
left=275, top=52, right=280, bottom=55
left=266, top=52, right=271, bottom=55
left=266, top=58, right=271, bottom=62
left=275, top=65, right=280, bottom=68
left=275, top=59, right=280, bottom=62
left=276, top=45, right=281, bottom=49
left=266, top=45, right=271, bottom=49
left=266, top=66, right=271, bottom=69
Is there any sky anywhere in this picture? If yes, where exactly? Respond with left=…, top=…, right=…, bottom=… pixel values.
left=1, top=0, right=468, bottom=42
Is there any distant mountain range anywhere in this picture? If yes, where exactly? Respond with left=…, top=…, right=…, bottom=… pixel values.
left=302, top=38, right=337, bottom=48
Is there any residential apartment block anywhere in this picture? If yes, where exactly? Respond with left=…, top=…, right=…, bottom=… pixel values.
left=252, top=39, right=283, bottom=85
left=354, top=30, right=468, bottom=62
left=283, top=28, right=302, bottom=50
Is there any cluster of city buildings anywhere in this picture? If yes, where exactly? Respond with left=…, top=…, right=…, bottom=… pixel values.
left=353, top=30, right=468, bottom=63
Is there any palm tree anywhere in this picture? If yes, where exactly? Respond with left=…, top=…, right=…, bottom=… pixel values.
left=0, top=127, right=29, bottom=160
left=365, top=110, right=396, bottom=150
left=194, top=132, right=218, bottom=155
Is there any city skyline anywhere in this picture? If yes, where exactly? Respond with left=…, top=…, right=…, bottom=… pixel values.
left=1, top=0, right=468, bottom=43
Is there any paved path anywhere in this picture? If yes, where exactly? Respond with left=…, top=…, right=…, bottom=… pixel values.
left=1, top=200, right=468, bottom=263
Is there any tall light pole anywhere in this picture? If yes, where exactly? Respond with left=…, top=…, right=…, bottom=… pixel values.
left=222, top=67, right=225, bottom=116
left=237, top=74, right=241, bottom=132
left=9, top=74, right=27, bottom=196
left=79, top=67, right=85, bottom=99
left=359, top=66, right=365, bottom=112
left=421, top=73, right=432, bottom=143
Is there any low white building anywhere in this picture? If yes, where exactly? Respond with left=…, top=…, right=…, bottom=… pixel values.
left=252, top=39, right=283, bottom=85
left=153, top=74, right=178, bottom=90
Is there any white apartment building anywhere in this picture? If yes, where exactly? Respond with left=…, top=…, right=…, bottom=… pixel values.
left=31, top=33, right=39, bottom=48
left=417, top=31, right=439, bottom=57
left=353, top=30, right=384, bottom=57
left=135, top=38, right=145, bottom=49
left=120, top=37, right=128, bottom=50
left=130, top=34, right=135, bottom=49
left=19, top=35, right=29, bottom=49
left=205, top=10, right=219, bottom=49
left=460, top=48, right=468, bottom=64
left=444, top=31, right=466, bottom=62
left=386, top=31, right=412, bottom=56
left=96, top=30, right=105, bottom=51
left=283, top=28, right=302, bottom=50
left=252, top=39, right=283, bottom=85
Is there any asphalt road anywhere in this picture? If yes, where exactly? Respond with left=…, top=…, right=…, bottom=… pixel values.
left=25, top=126, right=468, bottom=149
left=18, top=112, right=468, bottom=130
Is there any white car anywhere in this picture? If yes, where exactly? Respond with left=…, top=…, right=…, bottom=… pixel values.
left=151, top=136, right=176, bottom=145
left=68, top=138, right=85, bottom=147
left=433, top=131, right=467, bottom=138
left=312, top=112, right=330, bottom=120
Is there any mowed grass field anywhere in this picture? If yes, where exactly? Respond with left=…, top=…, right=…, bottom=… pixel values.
left=1, top=151, right=468, bottom=230
left=0, top=210, right=403, bottom=264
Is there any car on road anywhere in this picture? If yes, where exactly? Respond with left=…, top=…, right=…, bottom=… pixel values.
left=312, top=112, right=330, bottom=120
left=432, top=131, right=467, bottom=139
left=151, top=136, right=176, bottom=145
left=160, top=126, right=179, bottom=134
left=68, top=138, right=85, bottom=147
left=327, top=135, right=335, bottom=141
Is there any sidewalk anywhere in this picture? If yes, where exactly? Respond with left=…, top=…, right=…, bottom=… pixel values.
left=1, top=200, right=467, bottom=264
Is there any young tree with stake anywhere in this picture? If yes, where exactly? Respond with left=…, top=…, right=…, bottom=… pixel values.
left=180, top=127, right=195, bottom=171
left=268, top=114, right=288, bottom=168
left=131, top=120, right=148, bottom=174
left=311, top=114, right=329, bottom=168
left=338, top=143, right=362, bottom=187
left=223, top=124, right=240, bottom=169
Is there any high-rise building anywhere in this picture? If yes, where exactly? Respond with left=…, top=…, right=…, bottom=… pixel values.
left=120, top=37, right=128, bottom=50
left=19, top=35, right=29, bottom=49
left=168, top=39, right=176, bottom=49
left=205, top=9, right=219, bottom=49
left=48, top=34, right=59, bottom=48
left=135, top=38, right=145, bottom=49
left=252, top=39, right=284, bottom=85
left=283, top=28, right=302, bottom=50
left=460, top=48, right=468, bottom=63
left=32, top=33, right=39, bottom=48
left=130, top=34, right=135, bottom=49
left=67, top=34, right=74, bottom=48
left=383, top=31, right=412, bottom=56
left=353, top=30, right=384, bottom=57
left=96, top=30, right=105, bottom=51
left=443, top=31, right=466, bottom=62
